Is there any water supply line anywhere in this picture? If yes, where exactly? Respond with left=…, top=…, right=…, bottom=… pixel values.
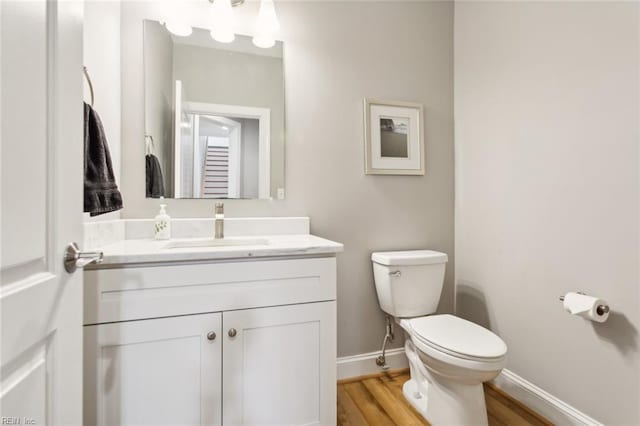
left=375, top=315, right=395, bottom=369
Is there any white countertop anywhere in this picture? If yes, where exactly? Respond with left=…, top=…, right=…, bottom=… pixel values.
left=87, top=234, right=344, bottom=267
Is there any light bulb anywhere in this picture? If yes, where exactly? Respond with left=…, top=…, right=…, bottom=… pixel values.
left=162, top=0, right=192, bottom=37
left=165, top=22, right=192, bottom=37
left=253, top=0, right=279, bottom=48
left=210, top=0, right=235, bottom=43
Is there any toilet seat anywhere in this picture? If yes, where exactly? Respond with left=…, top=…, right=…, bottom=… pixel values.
left=401, top=315, right=507, bottom=369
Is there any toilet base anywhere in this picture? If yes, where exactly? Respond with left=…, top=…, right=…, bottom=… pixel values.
left=403, top=340, right=491, bottom=426
left=402, top=379, right=428, bottom=417
left=403, top=376, right=489, bottom=426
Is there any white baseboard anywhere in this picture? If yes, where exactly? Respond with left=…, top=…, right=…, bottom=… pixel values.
left=337, top=348, right=408, bottom=380
left=493, top=369, right=602, bottom=426
left=337, top=350, right=602, bottom=425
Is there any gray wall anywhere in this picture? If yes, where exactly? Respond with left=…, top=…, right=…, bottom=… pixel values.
left=455, top=2, right=639, bottom=423
left=143, top=21, right=174, bottom=195
left=83, top=1, right=121, bottom=221
left=238, top=118, right=259, bottom=198
left=120, top=1, right=454, bottom=357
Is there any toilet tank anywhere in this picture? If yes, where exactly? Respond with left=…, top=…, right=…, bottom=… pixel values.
left=372, top=250, right=448, bottom=318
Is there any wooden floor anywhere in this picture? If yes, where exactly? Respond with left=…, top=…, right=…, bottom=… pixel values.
left=337, top=370, right=552, bottom=426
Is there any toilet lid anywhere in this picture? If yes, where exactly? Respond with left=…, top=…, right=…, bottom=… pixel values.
left=371, top=250, right=448, bottom=266
left=407, top=314, right=507, bottom=360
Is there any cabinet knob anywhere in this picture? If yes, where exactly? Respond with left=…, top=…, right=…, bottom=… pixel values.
left=228, top=328, right=237, bottom=338
left=207, top=331, right=216, bottom=341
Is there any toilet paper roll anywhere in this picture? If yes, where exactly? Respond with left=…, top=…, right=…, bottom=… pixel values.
left=562, top=292, right=610, bottom=323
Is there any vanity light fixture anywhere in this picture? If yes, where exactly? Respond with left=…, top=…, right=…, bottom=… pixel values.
left=253, top=0, right=280, bottom=48
left=210, top=0, right=236, bottom=43
left=165, top=0, right=280, bottom=48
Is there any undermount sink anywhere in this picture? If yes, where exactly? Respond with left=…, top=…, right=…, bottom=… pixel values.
left=164, top=237, right=270, bottom=249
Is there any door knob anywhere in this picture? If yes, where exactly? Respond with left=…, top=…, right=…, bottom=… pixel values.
left=64, top=242, right=103, bottom=273
left=228, top=328, right=237, bottom=338
left=207, top=331, right=217, bottom=341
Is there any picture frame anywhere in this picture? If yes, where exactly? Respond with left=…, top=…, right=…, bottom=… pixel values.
left=363, top=99, right=425, bottom=175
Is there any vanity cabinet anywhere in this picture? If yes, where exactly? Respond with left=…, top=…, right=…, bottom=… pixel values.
left=84, top=313, right=223, bottom=426
left=223, top=302, right=336, bottom=425
left=83, top=256, right=337, bottom=426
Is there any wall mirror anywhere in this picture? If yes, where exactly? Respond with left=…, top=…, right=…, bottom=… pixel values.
left=143, top=20, right=285, bottom=199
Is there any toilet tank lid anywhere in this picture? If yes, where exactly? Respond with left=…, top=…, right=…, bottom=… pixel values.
left=371, top=250, right=448, bottom=266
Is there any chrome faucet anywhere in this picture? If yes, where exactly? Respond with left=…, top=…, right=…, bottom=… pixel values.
left=214, top=202, right=224, bottom=239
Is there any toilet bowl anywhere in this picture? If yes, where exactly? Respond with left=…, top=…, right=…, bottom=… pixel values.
left=371, top=250, right=508, bottom=425
left=399, top=314, right=507, bottom=425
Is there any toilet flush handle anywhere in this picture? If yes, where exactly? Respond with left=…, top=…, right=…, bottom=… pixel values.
left=389, top=270, right=401, bottom=278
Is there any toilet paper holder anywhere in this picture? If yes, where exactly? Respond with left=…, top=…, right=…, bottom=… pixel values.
left=559, top=292, right=610, bottom=316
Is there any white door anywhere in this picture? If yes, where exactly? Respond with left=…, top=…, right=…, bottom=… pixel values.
left=1, top=1, right=84, bottom=425
left=185, top=102, right=271, bottom=199
left=222, top=302, right=337, bottom=425
left=84, top=313, right=223, bottom=426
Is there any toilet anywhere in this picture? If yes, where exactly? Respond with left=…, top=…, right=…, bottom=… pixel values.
left=372, top=250, right=507, bottom=426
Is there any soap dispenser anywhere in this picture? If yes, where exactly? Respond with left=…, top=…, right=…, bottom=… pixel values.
left=154, top=203, right=171, bottom=240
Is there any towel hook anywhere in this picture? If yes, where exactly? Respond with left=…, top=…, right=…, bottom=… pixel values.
left=145, top=134, right=155, bottom=155
left=83, top=66, right=94, bottom=106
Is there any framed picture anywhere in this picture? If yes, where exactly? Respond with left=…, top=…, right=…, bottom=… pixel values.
left=363, top=99, right=424, bottom=175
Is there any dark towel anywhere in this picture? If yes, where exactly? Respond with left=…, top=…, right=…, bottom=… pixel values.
left=146, top=154, right=165, bottom=198
left=84, top=102, right=123, bottom=216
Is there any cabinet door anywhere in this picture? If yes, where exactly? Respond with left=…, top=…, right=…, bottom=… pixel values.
left=222, top=302, right=336, bottom=425
left=84, top=313, right=222, bottom=426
